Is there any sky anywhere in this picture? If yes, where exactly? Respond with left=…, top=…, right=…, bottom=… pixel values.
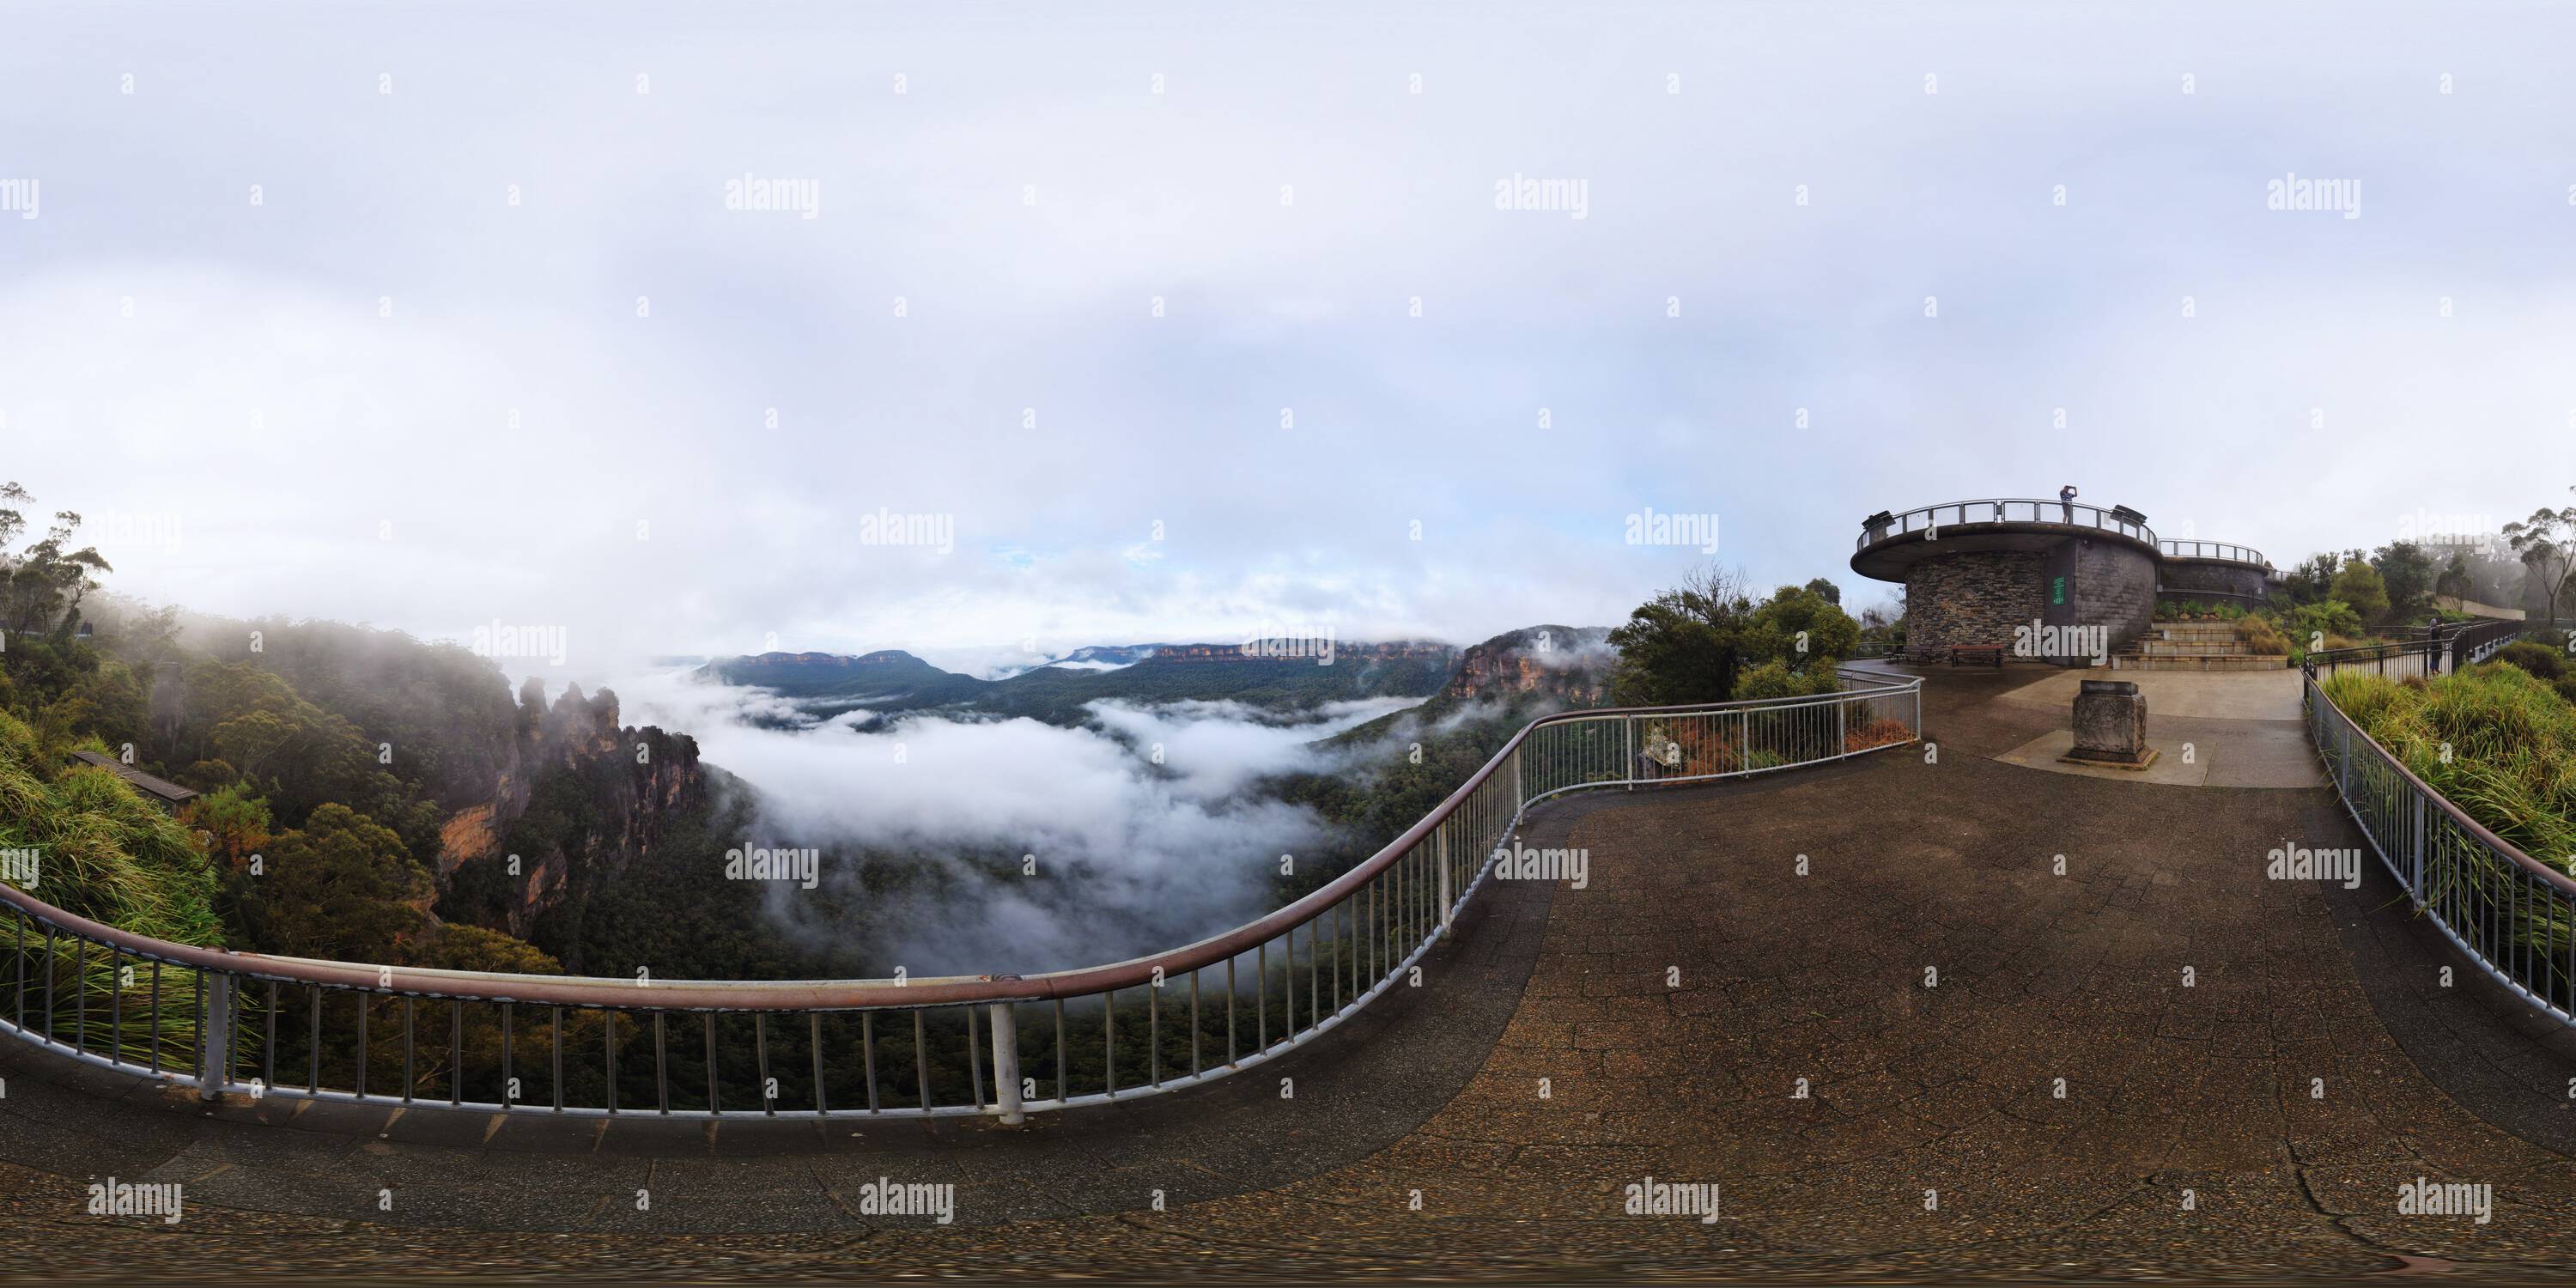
left=6, top=0, right=2574, bottom=683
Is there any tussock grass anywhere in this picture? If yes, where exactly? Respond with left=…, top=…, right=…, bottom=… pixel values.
left=2323, top=665, right=2576, bottom=867
left=2234, top=616, right=2291, bottom=656
left=0, top=708, right=224, bottom=1066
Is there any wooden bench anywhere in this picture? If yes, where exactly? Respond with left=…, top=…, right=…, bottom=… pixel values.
left=1948, top=643, right=2007, bottom=669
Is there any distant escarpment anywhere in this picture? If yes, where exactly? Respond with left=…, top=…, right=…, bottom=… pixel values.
left=701, top=641, right=1460, bottom=727
left=1442, top=624, right=1614, bottom=708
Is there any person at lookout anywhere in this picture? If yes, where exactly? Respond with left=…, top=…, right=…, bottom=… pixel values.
left=2059, top=483, right=2078, bottom=523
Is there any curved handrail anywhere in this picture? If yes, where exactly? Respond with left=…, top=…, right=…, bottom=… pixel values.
left=1855, top=499, right=2156, bottom=553
left=1, top=667, right=1925, bottom=1120
left=2304, top=666, right=2576, bottom=1030
left=2156, top=538, right=2268, bottom=567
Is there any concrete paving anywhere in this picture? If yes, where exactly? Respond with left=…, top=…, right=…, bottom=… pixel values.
left=3, top=670, right=2576, bottom=1279
left=1996, top=665, right=2306, bottom=721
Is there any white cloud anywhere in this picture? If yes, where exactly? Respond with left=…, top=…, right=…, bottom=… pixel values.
left=609, top=667, right=1418, bottom=973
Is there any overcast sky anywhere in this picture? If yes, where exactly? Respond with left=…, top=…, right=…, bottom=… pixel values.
left=6, top=1, right=2573, bottom=680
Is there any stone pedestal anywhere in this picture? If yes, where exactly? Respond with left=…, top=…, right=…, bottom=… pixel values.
left=2067, top=678, right=2154, bottom=767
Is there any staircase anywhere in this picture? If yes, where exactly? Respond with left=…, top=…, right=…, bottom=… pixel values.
left=2110, top=621, right=2289, bottom=671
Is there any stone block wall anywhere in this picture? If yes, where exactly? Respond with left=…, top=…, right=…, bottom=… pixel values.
left=2158, top=560, right=2270, bottom=605
left=2071, top=540, right=2158, bottom=653
left=1906, top=551, right=2044, bottom=649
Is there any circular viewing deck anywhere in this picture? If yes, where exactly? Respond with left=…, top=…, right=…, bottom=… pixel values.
left=2157, top=538, right=2269, bottom=568
left=1850, top=498, right=2158, bottom=582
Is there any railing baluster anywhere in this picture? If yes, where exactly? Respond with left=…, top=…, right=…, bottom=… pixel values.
left=755, top=1012, right=771, bottom=1115
left=401, top=996, right=414, bottom=1103
left=450, top=999, right=463, bottom=1105
left=811, top=1013, right=827, bottom=1114
left=548, top=1005, right=561, bottom=1111
left=913, top=1010, right=931, bottom=1112
left=860, top=1011, right=877, bottom=1113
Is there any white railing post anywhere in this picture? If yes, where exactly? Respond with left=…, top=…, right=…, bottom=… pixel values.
left=988, top=1000, right=1024, bottom=1125
left=1624, top=715, right=1635, bottom=789
left=1438, top=826, right=1455, bottom=932
left=198, top=971, right=233, bottom=1101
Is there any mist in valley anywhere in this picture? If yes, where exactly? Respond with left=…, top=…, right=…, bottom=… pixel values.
left=611, top=665, right=1422, bottom=978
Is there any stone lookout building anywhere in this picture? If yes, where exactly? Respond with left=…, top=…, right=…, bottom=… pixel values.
left=1852, top=497, right=2277, bottom=663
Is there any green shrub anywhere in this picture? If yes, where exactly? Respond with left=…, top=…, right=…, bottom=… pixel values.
left=2558, top=676, right=2576, bottom=708
left=1733, top=659, right=1843, bottom=702
left=2499, top=641, right=2566, bottom=682
left=2288, top=600, right=2365, bottom=648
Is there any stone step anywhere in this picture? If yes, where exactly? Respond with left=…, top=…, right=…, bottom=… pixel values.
left=2135, top=641, right=2257, bottom=657
left=2156, top=623, right=2249, bottom=640
left=2109, top=653, right=2288, bottom=671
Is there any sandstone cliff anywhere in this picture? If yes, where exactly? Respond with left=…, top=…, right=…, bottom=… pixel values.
left=434, top=679, right=708, bottom=939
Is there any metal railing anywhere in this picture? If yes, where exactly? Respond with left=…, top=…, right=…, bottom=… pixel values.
left=2304, top=667, right=2576, bottom=1029
left=1856, top=499, right=2155, bottom=552
left=0, top=669, right=1922, bottom=1123
left=2304, top=637, right=2445, bottom=682
left=2157, top=539, right=2267, bottom=567
left=2457, top=617, right=2531, bottom=666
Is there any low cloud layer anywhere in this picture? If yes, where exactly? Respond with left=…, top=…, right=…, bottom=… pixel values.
left=612, top=666, right=1417, bottom=975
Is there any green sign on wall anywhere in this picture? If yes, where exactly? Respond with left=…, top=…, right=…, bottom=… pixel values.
left=2050, top=575, right=2067, bottom=606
